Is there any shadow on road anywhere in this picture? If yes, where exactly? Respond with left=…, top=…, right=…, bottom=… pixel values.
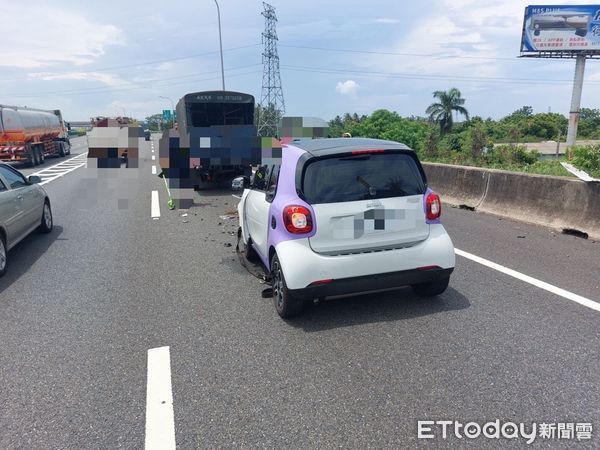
left=0, top=226, right=63, bottom=296
left=286, top=286, right=470, bottom=332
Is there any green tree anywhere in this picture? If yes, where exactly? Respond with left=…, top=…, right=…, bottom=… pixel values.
left=144, top=113, right=173, bottom=131
left=425, top=88, right=469, bottom=135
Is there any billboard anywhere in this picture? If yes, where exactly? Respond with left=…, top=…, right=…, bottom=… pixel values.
left=521, top=5, right=600, bottom=52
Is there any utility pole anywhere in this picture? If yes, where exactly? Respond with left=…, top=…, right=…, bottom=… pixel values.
left=257, top=2, right=285, bottom=137
left=214, top=0, right=225, bottom=90
left=159, top=95, right=176, bottom=126
left=566, top=53, right=587, bottom=150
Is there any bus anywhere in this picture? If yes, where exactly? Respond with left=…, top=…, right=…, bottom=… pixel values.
left=171, top=90, right=258, bottom=189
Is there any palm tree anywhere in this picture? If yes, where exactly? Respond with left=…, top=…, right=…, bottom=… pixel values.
left=426, top=88, right=469, bottom=134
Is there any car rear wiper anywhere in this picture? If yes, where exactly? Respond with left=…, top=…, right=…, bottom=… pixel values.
left=356, top=175, right=377, bottom=197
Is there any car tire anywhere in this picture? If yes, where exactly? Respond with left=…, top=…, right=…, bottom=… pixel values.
left=0, top=233, right=7, bottom=278
left=38, top=201, right=53, bottom=233
left=411, top=276, right=450, bottom=297
left=236, top=227, right=258, bottom=262
left=271, top=253, right=304, bottom=318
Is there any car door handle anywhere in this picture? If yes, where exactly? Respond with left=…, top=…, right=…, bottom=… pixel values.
left=16, top=194, right=23, bottom=200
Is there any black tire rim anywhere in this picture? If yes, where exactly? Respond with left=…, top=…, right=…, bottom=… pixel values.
left=0, top=238, right=6, bottom=271
left=273, top=260, right=284, bottom=309
left=43, top=204, right=52, bottom=229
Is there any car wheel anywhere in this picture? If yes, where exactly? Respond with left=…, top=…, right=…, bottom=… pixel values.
left=0, top=233, right=7, bottom=277
left=236, top=227, right=256, bottom=261
left=271, top=253, right=304, bottom=318
left=411, top=276, right=450, bottom=297
left=38, top=201, right=53, bottom=233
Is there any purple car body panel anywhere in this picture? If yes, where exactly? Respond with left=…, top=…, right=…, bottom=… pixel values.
left=252, top=144, right=317, bottom=269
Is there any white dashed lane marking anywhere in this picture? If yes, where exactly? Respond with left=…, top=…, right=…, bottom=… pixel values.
left=151, top=190, right=160, bottom=219
left=145, top=346, right=176, bottom=450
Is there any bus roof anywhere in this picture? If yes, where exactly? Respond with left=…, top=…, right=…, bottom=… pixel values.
left=181, top=91, right=254, bottom=104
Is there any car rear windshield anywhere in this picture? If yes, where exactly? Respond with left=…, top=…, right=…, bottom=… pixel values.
left=301, top=151, right=426, bottom=204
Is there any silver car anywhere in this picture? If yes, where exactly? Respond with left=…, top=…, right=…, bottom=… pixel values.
left=0, top=163, right=53, bottom=277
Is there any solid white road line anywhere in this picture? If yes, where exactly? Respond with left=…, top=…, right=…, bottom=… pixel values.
left=151, top=190, right=160, bottom=219
left=455, top=248, right=600, bottom=312
left=145, top=346, right=176, bottom=450
left=152, top=165, right=157, bottom=175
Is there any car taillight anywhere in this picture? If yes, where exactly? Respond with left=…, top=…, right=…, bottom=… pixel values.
left=351, top=149, right=385, bottom=155
left=283, top=205, right=313, bottom=234
left=426, top=192, right=442, bottom=220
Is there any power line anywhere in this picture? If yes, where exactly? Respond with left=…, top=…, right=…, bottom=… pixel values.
left=280, top=64, right=600, bottom=86
left=8, top=64, right=261, bottom=97
left=279, top=44, right=550, bottom=62
left=0, top=44, right=261, bottom=82
left=6, top=69, right=262, bottom=99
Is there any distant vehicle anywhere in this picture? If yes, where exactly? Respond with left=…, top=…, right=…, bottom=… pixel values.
left=173, top=91, right=256, bottom=189
left=0, top=163, right=53, bottom=277
left=0, top=105, right=71, bottom=166
left=236, top=138, right=455, bottom=318
left=144, top=129, right=151, bottom=141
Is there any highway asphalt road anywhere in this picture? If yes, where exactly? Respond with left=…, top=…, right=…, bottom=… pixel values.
left=0, top=135, right=598, bottom=449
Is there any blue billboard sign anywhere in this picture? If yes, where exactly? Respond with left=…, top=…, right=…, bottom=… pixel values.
left=521, top=5, right=600, bottom=52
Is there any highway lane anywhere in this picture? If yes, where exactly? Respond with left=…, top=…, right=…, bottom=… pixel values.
left=0, top=135, right=598, bottom=448
left=11, top=135, right=89, bottom=178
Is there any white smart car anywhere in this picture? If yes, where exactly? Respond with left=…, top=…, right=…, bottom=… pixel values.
left=236, top=138, right=455, bottom=318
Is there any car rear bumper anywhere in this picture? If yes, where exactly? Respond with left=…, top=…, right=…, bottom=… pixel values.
left=274, top=223, right=455, bottom=290
left=289, top=266, right=454, bottom=300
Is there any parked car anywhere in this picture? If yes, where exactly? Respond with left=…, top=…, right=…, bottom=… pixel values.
left=236, top=138, right=455, bottom=318
left=0, top=163, right=53, bottom=277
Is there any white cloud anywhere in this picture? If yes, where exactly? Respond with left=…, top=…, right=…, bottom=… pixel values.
left=0, top=4, right=123, bottom=68
left=375, top=18, right=400, bottom=24
left=336, top=80, right=359, bottom=95
left=27, top=72, right=129, bottom=87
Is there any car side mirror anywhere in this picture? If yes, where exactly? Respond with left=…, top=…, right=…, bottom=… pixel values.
left=28, top=175, right=42, bottom=184
left=232, top=176, right=251, bottom=191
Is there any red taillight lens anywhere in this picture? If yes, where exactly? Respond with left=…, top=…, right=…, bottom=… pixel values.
left=351, top=149, right=385, bottom=155
left=426, top=192, right=442, bottom=220
left=283, top=205, right=313, bottom=234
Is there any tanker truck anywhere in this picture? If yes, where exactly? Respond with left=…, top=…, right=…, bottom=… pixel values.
left=0, top=105, right=71, bottom=166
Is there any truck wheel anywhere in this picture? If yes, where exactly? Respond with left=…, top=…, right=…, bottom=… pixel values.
left=271, top=254, right=305, bottom=318
left=38, top=201, right=53, bottom=233
left=0, top=233, right=7, bottom=277
left=58, top=142, right=66, bottom=157
left=31, top=148, right=40, bottom=166
left=39, top=148, right=45, bottom=164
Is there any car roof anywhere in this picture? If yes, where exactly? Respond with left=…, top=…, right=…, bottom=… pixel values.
left=289, top=138, right=413, bottom=156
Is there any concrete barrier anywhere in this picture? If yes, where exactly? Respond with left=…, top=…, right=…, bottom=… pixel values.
left=422, top=162, right=489, bottom=208
left=423, top=162, right=600, bottom=240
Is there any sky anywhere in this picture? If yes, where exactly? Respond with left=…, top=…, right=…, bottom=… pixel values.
left=1, top=0, right=600, bottom=122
